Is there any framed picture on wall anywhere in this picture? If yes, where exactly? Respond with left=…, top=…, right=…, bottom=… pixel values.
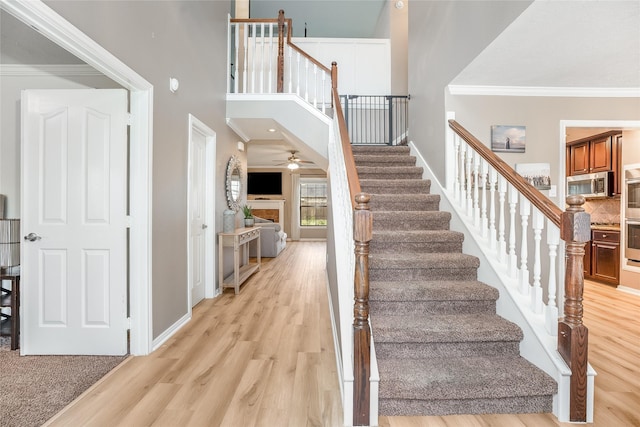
left=491, top=125, right=526, bottom=153
left=515, top=162, right=551, bottom=190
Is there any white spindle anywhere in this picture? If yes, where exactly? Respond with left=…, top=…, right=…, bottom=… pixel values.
left=287, top=46, right=293, bottom=93
left=453, top=135, right=460, bottom=199
left=498, top=176, right=507, bottom=263
left=296, top=51, right=301, bottom=96
left=242, top=23, right=248, bottom=93
left=251, top=23, right=257, bottom=93
left=465, top=144, right=473, bottom=216
left=480, top=159, right=488, bottom=236
left=531, top=208, right=544, bottom=313
left=472, top=152, right=480, bottom=227
left=268, top=24, right=273, bottom=93
left=519, top=195, right=531, bottom=295
left=508, top=184, right=518, bottom=279
left=304, top=58, right=310, bottom=102
left=546, top=222, right=560, bottom=335
left=488, top=168, right=497, bottom=249
left=233, top=23, right=240, bottom=94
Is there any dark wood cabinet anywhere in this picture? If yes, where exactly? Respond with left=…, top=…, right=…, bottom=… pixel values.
left=591, top=229, right=620, bottom=286
left=566, top=131, right=622, bottom=178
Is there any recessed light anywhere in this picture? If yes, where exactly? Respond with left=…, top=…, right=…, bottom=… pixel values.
left=268, top=128, right=277, bottom=133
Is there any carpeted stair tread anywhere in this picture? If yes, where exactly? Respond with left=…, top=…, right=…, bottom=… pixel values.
left=369, top=194, right=440, bottom=211
left=370, top=280, right=498, bottom=302
left=360, top=179, right=431, bottom=194
left=370, top=252, right=479, bottom=270
left=372, top=313, right=523, bottom=344
left=377, top=356, right=557, bottom=401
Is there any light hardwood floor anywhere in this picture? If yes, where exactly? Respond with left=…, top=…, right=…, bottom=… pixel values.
left=47, top=243, right=640, bottom=427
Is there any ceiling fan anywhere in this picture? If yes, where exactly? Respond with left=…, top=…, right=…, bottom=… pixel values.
left=275, top=150, right=313, bottom=170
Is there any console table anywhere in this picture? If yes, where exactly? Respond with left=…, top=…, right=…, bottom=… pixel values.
left=218, top=227, right=261, bottom=294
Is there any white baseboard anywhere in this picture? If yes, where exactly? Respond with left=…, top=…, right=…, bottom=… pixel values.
left=151, top=312, right=191, bottom=352
left=617, top=286, right=640, bottom=297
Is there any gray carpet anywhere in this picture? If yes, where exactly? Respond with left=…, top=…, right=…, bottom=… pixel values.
left=0, top=337, right=126, bottom=427
left=354, top=145, right=556, bottom=416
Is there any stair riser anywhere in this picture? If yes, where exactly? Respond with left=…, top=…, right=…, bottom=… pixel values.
left=370, top=268, right=477, bottom=282
left=374, top=341, right=519, bottom=359
left=361, top=184, right=431, bottom=194
left=358, top=171, right=424, bottom=180
left=352, top=146, right=411, bottom=155
left=370, top=200, right=440, bottom=211
left=354, top=155, right=417, bottom=165
left=370, top=300, right=495, bottom=315
left=370, top=241, right=463, bottom=253
left=379, top=395, right=553, bottom=417
left=373, top=218, right=451, bottom=231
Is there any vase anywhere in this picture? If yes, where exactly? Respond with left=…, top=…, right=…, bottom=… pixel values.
left=244, top=218, right=255, bottom=227
left=223, top=210, right=235, bottom=233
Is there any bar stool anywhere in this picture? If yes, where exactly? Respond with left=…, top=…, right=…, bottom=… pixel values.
left=0, top=272, right=20, bottom=350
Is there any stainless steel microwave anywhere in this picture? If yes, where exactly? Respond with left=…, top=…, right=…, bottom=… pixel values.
left=566, top=171, right=613, bottom=198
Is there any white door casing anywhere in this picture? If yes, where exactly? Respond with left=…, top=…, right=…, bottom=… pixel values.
left=187, top=114, right=216, bottom=309
left=21, top=89, right=128, bottom=355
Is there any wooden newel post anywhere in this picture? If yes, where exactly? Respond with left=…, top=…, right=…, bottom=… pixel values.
left=353, top=192, right=373, bottom=426
left=277, top=9, right=285, bottom=93
left=559, top=195, right=590, bottom=422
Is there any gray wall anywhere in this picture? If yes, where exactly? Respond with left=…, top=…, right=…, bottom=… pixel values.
left=407, top=1, right=532, bottom=184
left=44, top=0, right=242, bottom=339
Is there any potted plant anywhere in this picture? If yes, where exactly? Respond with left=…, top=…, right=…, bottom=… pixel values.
left=242, top=204, right=254, bottom=227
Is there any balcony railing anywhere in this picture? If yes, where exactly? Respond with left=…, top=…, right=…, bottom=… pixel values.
left=340, top=95, right=409, bottom=145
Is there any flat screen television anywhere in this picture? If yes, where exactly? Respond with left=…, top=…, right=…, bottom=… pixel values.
left=247, top=172, right=282, bottom=195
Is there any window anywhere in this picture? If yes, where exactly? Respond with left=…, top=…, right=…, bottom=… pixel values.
left=300, top=178, right=327, bottom=226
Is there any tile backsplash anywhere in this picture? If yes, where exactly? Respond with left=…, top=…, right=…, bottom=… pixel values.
left=583, top=198, right=621, bottom=224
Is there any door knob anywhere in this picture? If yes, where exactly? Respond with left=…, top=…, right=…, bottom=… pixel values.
left=202, top=224, right=208, bottom=229
left=24, top=232, right=42, bottom=242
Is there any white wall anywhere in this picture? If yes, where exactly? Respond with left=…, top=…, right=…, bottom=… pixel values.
left=292, top=37, right=390, bottom=95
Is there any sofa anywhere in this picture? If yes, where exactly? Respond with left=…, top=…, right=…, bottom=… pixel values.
left=249, top=217, right=287, bottom=258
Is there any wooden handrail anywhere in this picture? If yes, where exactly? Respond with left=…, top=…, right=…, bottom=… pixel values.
left=449, top=119, right=590, bottom=422
left=448, top=120, right=563, bottom=228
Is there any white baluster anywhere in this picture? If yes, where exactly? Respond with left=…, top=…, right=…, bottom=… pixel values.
left=488, top=168, right=497, bottom=250
left=508, top=184, right=518, bottom=279
left=242, top=23, right=248, bottom=94
left=233, top=23, right=240, bottom=94
left=498, top=176, right=507, bottom=263
left=480, top=158, right=489, bottom=237
left=531, top=208, right=544, bottom=313
left=268, top=23, right=273, bottom=93
left=251, top=23, right=257, bottom=93
left=465, top=144, right=473, bottom=217
left=519, top=194, right=531, bottom=295
left=472, top=152, right=480, bottom=227
left=287, top=46, right=293, bottom=93
left=545, top=222, right=560, bottom=335
left=296, top=52, right=301, bottom=96
left=304, top=58, right=310, bottom=102
left=259, top=23, right=265, bottom=93
left=452, top=134, right=460, bottom=199
left=312, top=64, right=318, bottom=108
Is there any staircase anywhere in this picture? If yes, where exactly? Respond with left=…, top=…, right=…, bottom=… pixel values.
left=353, top=145, right=557, bottom=416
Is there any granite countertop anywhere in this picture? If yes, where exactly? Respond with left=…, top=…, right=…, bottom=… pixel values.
left=590, top=224, right=621, bottom=231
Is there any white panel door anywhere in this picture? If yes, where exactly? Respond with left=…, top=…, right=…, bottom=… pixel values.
left=21, top=89, right=128, bottom=355
left=189, top=128, right=207, bottom=306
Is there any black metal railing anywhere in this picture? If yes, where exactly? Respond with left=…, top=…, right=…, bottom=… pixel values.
left=340, top=95, right=409, bottom=145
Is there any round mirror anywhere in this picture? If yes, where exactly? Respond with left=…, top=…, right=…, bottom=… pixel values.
left=225, top=155, right=243, bottom=211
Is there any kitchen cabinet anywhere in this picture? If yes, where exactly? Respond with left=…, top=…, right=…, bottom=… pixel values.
left=591, top=229, right=620, bottom=286
left=567, top=131, right=622, bottom=179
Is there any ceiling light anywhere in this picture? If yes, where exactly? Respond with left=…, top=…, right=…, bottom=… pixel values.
left=268, top=128, right=277, bottom=133
left=287, top=162, right=299, bottom=170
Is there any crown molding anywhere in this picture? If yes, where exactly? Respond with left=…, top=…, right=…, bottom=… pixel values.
left=0, top=64, right=102, bottom=76
left=448, top=84, right=640, bottom=98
